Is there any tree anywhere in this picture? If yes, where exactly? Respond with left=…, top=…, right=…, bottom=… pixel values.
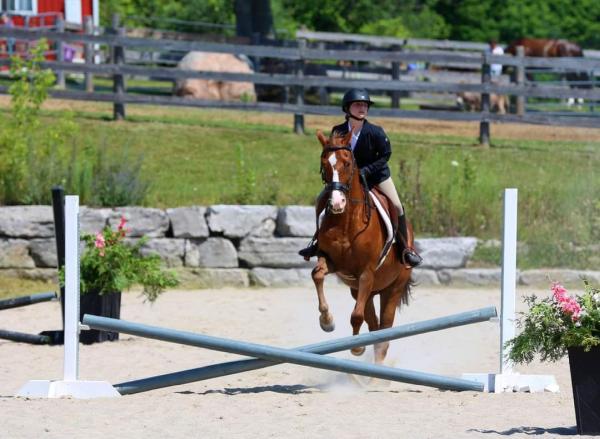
left=234, top=0, right=274, bottom=40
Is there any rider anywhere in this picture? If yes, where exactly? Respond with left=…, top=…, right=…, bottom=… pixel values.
left=299, top=89, right=422, bottom=267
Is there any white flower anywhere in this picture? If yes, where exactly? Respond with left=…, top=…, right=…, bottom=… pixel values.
left=575, top=321, right=582, bottom=327
left=451, top=160, right=459, bottom=167
left=593, top=293, right=600, bottom=303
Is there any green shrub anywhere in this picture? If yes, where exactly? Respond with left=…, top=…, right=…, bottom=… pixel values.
left=0, top=40, right=150, bottom=207
left=89, top=145, right=151, bottom=207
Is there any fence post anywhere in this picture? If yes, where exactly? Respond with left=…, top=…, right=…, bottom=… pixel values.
left=515, top=46, right=525, bottom=116
left=479, top=61, right=491, bottom=146
left=391, top=45, right=401, bottom=109
left=55, top=17, right=65, bottom=89
left=294, top=38, right=306, bottom=135
left=112, top=13, right=126, bottom=121
left=84, top=16, right=94, bottom=93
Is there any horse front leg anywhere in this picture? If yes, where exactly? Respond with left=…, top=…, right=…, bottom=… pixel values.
left=350, top=270, right=375, bottom=356
left=311, top=256, right=335, bottom=332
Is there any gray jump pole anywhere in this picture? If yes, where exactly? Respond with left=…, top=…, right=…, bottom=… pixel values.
left=0, top=292, right=57, bottom=311
left=0, top=329, right=53, bottom=345
left=83, top=308, right=497, bottom=393
left=113, top=306, right=497, bottom=395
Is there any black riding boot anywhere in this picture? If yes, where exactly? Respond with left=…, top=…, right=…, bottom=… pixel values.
left=397, top=215, right=422, bottom=267
left=298, top=233, right=319, bottom=261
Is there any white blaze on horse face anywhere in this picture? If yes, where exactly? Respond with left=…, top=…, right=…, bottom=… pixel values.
left=328, top=152, right=346, bottom=213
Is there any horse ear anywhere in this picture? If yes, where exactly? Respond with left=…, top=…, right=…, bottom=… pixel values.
left=342, top=130, right=352, bottom=146
left=316, top=130, right=328, bottom=148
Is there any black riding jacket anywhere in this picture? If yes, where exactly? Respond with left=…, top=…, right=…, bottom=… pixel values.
left=331, top=119, right=392, bottom=188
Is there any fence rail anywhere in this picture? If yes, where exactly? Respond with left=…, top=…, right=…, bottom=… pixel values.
left=0, top=26, right=598, bottom=141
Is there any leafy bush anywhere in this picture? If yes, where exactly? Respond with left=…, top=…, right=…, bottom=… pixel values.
left=68, top=216, right=178, bottom=302
left=90, top=145, right=151, bottom=207
left=0, top=40, right=150, bottom=207
left=507, top=281, right=600, bottom=364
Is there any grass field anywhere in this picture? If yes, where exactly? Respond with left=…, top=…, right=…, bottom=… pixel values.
left=0, top=95, right=599, bottom=271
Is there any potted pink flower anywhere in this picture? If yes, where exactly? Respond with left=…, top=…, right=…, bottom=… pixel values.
left=506, top=280, right=600, bottom=435
left=62, top=216, right=179, bottom=343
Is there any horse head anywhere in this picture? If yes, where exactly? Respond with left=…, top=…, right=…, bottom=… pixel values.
left=316, top=130, right=355, bottom=214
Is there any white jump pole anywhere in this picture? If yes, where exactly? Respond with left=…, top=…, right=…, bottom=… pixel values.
left=500, top=188, right=517, bottom=375
left=16, top=196, right=119, bottom=399
left=463, top=188, right=558, bottom=393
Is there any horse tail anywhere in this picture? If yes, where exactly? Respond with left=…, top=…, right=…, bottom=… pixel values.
left=398, top=273, right=414, bottom=308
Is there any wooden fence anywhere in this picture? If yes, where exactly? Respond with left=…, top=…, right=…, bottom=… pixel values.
left=0, top=24, right=599, bottom=144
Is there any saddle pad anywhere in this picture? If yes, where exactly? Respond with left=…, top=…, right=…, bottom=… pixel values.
left=369, top=191, right=394, bottom=270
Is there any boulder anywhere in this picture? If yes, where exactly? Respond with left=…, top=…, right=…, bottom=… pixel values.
left=276, top=206, right=315, bottom=237
left=140, top=238, right=185, bottom=268
left=207, top=205, right=277, bottom=238
left=174, top=52, right=256, bottom=102
left=238, top=237, right=313, bottom=268
left=185, top=238, right=238, bottom=268
left=167, top=206, right=209, bottom=238
left=415, top=237, right=478, bottom=270
left=29, top=238, right=57, bottom=268
left=109, top=207, right=170, bottom=237
left=0, top=206, right=54, bottom=238
left=0, top=239, right=35, bottom=268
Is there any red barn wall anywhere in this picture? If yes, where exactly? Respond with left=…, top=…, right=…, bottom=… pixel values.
left=37, top=0, right=65, bottom=15
left=82, top=0, right=93, bottom=19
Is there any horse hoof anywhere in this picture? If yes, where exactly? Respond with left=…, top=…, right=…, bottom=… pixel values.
left=319, top=313, right=335, bottom=332
left=351, top=346, right=365, bottom=356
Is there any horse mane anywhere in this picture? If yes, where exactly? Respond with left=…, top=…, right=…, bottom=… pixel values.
left=330, top=130, right=347, bottom=146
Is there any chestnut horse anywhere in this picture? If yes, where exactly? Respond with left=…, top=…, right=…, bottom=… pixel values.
left=505, top=38, right=591, bottom=104
left=310, top=130, right=413, bottom=365
left=505, top=38, right=584, bottom=58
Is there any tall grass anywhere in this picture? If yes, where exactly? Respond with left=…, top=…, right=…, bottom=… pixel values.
left=0, top=100, right=598, bottom=268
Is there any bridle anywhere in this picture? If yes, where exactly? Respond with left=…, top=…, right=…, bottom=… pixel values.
left=320, top=145, right=372, bottom=222
left=320, top=146, right=355, bottom=194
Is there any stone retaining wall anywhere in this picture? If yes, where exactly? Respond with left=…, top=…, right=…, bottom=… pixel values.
left=1, top=205, right=598, bottom=289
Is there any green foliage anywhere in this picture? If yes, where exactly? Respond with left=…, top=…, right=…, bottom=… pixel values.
left=435, top=0, right=600, bottom=47
left=506, top=281, right=600, bottom=364
left=100, top=0, right=235, bottom=31
left=90, top=145, right=151, bottom=207
left=397, top=151, right=493, bottom=237
left=0, top=41, right=150, bottom=207
left=0, top=40, right=57, bottom=204
left=74, top=217, right=179, bottom=302
left=98, top=0, right=600, bottom=47
left=231, top=143, right=257, bottom=204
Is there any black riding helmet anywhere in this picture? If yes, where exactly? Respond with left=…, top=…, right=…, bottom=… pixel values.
left=342, top=89, right=375, bottom=113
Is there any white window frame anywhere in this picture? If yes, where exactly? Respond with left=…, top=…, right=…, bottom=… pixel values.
left=6, top=0, right=37, bottom=15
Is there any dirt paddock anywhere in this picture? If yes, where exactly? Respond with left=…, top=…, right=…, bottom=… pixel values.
left=0, top=284, right=581, bottom=439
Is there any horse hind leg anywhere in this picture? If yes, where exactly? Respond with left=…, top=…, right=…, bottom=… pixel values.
left=374, top=278, right=410, bottom=365
left=349, top=291, right=378, bottom=356
left=311, top=256, right=335, bottom=332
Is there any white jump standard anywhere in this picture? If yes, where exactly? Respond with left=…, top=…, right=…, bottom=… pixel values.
left=462, top=188, right=558, bottom=393
left=16, top=196, right=119, bottom=398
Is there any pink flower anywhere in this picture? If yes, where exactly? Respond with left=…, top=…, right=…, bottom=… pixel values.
left=95, top=233, right=105, bottom=249
left=551, top=282, right=568, bottom=302
left=551, top=282, right=581, bottom=321
left=117, top=216, right=129, bottom=237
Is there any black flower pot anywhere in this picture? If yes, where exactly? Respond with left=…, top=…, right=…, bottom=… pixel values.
left=568, top=346, right=600, bottom=435
left=79, top=291, right=121, bottom=344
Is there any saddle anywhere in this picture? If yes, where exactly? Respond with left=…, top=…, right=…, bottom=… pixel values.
left=315, top=187, right=398, bottom=269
